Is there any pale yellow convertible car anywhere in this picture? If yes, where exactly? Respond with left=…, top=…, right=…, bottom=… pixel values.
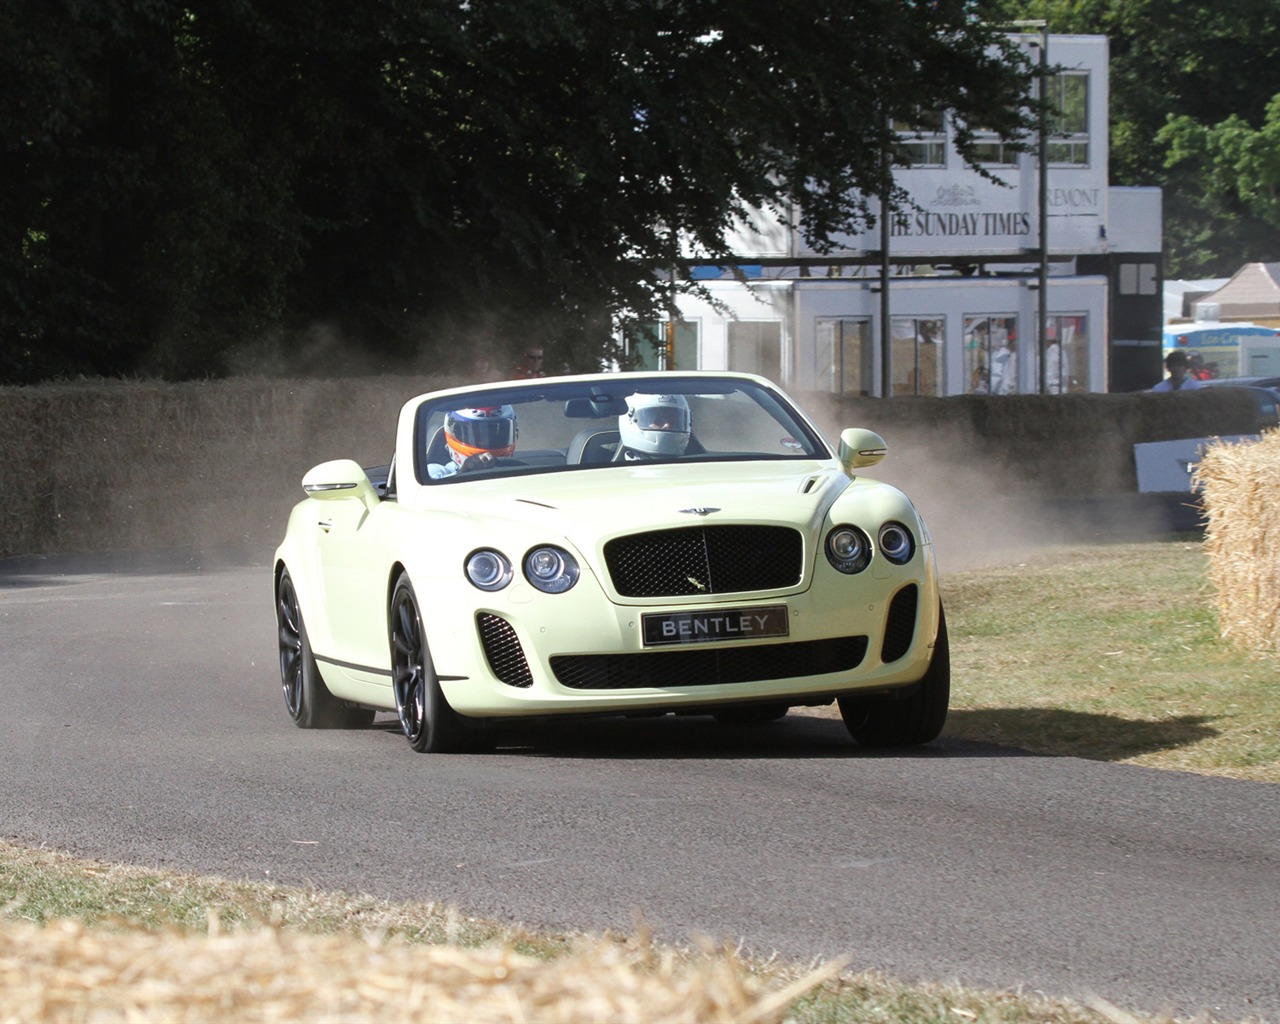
left=273, top=371, right=947, bottom=753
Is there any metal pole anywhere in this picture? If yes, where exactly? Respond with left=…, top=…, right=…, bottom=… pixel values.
left=1037, top=26, right=1050, bottom=394
left=880, top=150, right=892, bottom=398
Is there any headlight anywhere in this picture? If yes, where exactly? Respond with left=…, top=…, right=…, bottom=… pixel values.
left=465, top=549, right=513, bottom=591
left=825, top=525, right=871, bottom=574
left=878, top=522, right=915, bottom=564
left=523, top=545, right=580, bottom=594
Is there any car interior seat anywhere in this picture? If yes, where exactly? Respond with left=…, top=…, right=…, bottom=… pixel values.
left=424, top=427, right=450, bottom=468
left=566, top=428, right=621, bottom=465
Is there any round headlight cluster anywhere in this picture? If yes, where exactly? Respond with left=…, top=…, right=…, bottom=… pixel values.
left=465, top=549, right=513, bottom=591
left=825, top=521, right=917, bottom=574
left=524, top=546, right=580, bottom=593
left=825, top=525, right=871, bottom=574
left=878, top=522, right=915, bottom=564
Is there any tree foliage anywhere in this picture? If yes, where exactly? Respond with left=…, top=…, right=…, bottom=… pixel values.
left=992, top=0, right=1280, bottom=277
left=1, top=0, right=1035, bottom=383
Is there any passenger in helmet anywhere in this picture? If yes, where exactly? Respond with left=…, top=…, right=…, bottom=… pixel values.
left=617, top=393, right=691, bottom=460
left=427, top=404, right=518, bottom=479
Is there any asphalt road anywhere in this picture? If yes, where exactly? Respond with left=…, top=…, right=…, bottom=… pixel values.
left=1, top=548, right=1277, bottom=1023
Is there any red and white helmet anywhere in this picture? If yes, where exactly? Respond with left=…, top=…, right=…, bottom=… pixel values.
left=444, top=405, right=517, bottom=467
left=619, top=393, right=690, bottom=457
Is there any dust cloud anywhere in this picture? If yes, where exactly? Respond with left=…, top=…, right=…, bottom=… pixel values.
left=808, top=418, right=1199, bottom=574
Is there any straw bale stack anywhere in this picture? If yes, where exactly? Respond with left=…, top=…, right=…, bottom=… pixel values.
left=0, top=917, right=838, bottom=1024
left=1193, top=430, right=1280, bottom=653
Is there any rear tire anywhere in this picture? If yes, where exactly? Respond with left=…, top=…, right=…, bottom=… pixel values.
left=390, top=573, right=484, bottom=753
left=839, top=606, right=950, bottom=747
left=276, top=569, right=374, bottom=729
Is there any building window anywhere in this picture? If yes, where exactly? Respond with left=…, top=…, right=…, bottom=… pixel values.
left=1119, top=262, right=1158, bottom=296
left=891, top=317, right=944, bottom=395
left=727, top=321, right=782, bottom=380
left=1039, top=314, right=1088, bottom=394
left=1046, top=72, right=1089, bottom=166
left=816, top=318, right=872, bottom=395
left=972, top=132, right=1019, bottom=168
left=892, top=109, right=946, bottom=168
left=625, top=321, right=699, bottom=371
left=964, top=315, right=1019, bottom=394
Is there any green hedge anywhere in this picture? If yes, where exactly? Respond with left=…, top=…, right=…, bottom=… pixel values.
left=0, top=378, right=1260, bottom=558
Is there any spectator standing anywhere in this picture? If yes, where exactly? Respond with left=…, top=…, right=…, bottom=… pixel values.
left=1151, top=350, right=1203, bottom=392
left=510, top=347, right=546, bottom=379
left=990, top=329, right=1017, bottom=395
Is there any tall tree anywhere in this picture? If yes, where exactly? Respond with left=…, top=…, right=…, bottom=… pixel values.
left=1, top=0, right=1036, bottom=383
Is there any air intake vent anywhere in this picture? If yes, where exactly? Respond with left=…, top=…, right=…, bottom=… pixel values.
left=476, top=613, right=533, bottom=687
left=881, top=585, right=919, bottom=663
left=551, top=636, right=867, bottom=690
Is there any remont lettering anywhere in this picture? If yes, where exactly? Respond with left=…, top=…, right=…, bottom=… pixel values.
left=1048, top=187, right=1099, bottom=209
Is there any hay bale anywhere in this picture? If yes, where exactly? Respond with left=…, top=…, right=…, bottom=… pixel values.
left=1194, top=430, right=1280, bottom=653
left=0, top=918, right=837, bottom=1023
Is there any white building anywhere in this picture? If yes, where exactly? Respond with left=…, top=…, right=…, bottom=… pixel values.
left=624, top=34, right=1163, bottom=395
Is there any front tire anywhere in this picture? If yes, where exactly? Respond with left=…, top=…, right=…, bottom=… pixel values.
left=276, top=569, right=374, bottom=729
left=839, top=606, right=950, bottom=747
left=389, top=573, right=481, bottom=753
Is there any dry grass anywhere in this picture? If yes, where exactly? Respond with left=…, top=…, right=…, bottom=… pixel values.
left=796, top=539, right=1280, bottom=783
left=941, top=540, right=1280, bottom=782
left=1195, top=430, right=1280, bottom=654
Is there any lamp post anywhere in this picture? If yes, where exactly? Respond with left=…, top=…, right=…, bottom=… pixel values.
left=1036, top=24, right=1049, bottom=395
left=1011, top=20, right=1051, bottom=394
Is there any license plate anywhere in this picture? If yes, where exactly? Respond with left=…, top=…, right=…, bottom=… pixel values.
left=642, top=605, right=790, bottom=647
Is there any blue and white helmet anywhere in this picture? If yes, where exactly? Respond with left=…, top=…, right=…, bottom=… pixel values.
left=619, top=393, right=690, bottom=457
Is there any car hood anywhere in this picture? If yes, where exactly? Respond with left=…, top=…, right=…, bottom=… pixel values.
left=424, top=460, right=875, bottom=538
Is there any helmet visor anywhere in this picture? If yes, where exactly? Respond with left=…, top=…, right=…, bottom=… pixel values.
left=633, top=402, right=690, bottom=433
left=446, top=408, right=516, bottom=452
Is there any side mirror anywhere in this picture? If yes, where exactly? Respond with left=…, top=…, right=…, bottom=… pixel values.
left=301, top=459, right=381, bottom=510
left=838, top=428, right=888, bottom=472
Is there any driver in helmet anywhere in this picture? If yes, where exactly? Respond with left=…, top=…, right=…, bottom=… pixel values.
left=617, top=393, right=691, bottom=461
left=427, top=404, right=518, bottom=479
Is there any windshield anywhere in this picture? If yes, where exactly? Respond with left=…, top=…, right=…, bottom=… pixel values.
left=412, top=376, right=828, bottom=484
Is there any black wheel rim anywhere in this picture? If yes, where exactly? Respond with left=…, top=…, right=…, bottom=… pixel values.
left=391, top=588, right=426, bottom=744
left=277, top=574, right=304, bottom=719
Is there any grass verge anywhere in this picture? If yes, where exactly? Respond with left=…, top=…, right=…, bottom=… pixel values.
left=941, top=538, right=1279, bottom=782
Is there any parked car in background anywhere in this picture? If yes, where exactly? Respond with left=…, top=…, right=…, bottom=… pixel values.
left=273, top=372, right=948, bottom=754
left=1198, top=379, right=1280, bottom=430
left=1201, top=375, right=1280, bottom=390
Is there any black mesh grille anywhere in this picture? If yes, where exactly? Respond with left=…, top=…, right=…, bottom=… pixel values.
left=881, top=585, right=919, bottom=663
left=551, top=636, right=867, bottom=690
left=603, top=525, right=803, bottom=597
left=476, top=613, right=533, bottom=688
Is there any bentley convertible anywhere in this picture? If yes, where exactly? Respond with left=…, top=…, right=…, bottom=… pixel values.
left=273, top=371, right=948, bottom=753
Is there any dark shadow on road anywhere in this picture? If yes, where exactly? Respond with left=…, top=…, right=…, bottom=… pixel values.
left=943, top=707, right=1220, bottom=763
left=362, top=710, right=1037, bottom=761
left=363, top=705, right=1222, bottom=763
